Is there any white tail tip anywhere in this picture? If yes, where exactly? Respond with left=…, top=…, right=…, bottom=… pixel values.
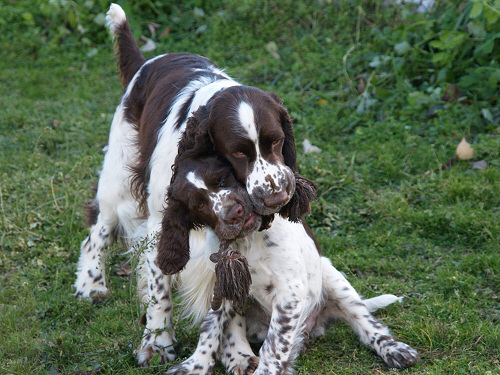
left=106, top=3, right=127, bottom=34
left=363, top=294, right=403, bottom=313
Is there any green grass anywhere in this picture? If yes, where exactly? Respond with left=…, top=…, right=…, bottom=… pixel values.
left=1, top=1, right=499, bottom=374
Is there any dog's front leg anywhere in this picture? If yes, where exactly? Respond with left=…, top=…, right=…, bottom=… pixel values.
left=219, top=311, right=259, bottom=375
left=135, top=239, right=177, bottom=366
left=254, top=297, right=306, bottom=375
left=166, top=300, right=231, bottom=375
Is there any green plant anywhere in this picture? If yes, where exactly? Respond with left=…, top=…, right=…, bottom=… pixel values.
left=345, top=0, right=499, bottom=126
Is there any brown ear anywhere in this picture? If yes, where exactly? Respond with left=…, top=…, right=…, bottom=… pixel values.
left=170, top=106, right=214, bottom=185
left=276, top=101, right=318, bottom=221
left=156, top=197, right=192, bottom=275
left=178, top=105, right=213, bottom=157
left=279, top=172, right=317, bottom=222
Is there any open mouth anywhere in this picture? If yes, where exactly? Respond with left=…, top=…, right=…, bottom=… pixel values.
left=243, top=212, right=256, bottom=229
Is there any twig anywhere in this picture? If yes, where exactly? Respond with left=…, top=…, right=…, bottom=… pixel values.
left=50, top=177, right=62, bottom=213
left=342, top=45, right=356, bottom=93
left=484, top=2, right=500, bottom=15
left=0, top=185, right=4, bottom=214
left=320, top=185, right=341, bottom=197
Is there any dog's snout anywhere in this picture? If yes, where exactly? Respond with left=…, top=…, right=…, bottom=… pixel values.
left=263, top=191, right=288, bottom=209
left=226, top=204, right=245, bottom=224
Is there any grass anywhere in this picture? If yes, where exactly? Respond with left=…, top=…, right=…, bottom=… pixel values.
left=1, top=1, right=499, bottom=374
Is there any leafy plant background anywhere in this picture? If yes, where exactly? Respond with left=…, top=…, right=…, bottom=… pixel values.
left=0, top=0, right=499, bottom=374
left=4, top=0, right=499, bottom=118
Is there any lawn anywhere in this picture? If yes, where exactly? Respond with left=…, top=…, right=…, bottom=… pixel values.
left=0, top=1, right=499, bottom=374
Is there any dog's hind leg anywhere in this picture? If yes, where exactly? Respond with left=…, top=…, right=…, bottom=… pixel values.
left=315, top=257, right=419, bottom=369
left=74, top=207, right=116, bottom=300
left=135, top=222, right=177, bottom=366
left=74, top=101, right=140, bottom=301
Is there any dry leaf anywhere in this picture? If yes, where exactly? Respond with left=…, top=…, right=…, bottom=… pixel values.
left=469, top=160, right=487, bottom=170
left=139, top=36, right=156, bottom=52
left=356, top=74, right=366, bottom=94
left=423, top=156, right=457, bottom=175
left=159, top=26, right=171, bottom=39
left=265, top=41, right=280, bottom=60
left=442, top=83, right=461, bottom=102
left=147, top=22, right=161, bottom=39
left=303, top=139, right=321, bottom=154
left=456, top=137, right=474, bottom=160
left=115, top=260, right=131, bottom=276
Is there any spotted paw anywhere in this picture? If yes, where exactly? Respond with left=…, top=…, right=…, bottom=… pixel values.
left=166, top=358, right=214, bottom=375
left=135, top=331, right=176, bottom=367
left=74, top=282, right=109, bottom=302
left=229, top=355, right=259, bottom=375
left=381, top=341, right=419, bottom=369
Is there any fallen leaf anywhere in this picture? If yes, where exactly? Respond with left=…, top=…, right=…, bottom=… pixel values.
left=93, top=13, right=107, bottom=26
left=353, top=268, right=366, bottom=278
left=481, top=108, right=494, bottom=123
left=265, top=41, right=280, bottom=60
left=469, top=160, right=487, bottom=170
left=442, top=83, right=461, bottom=102
left=302, top=139, right=321, bottom=154
left=75, top=367, right=103, bottom=375
left=423, top=156, right=457, bottom=175
left=394, top=41, right=411, bottom=55
left=456, top=137, right=474, bottom=160
left=159, top=26, right=171, bottom=39
left=147, top=22, right=161, bottom=39
left=115, top=260, right=131, bottom=276
left=139, top=36, right=156, bottom=52
left=357, top=77, right=365, bottom=94
left=195, top=24, right=208, bottom=35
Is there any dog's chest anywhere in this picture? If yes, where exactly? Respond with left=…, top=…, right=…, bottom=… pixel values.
left=233, top=218, right=323, bottom=311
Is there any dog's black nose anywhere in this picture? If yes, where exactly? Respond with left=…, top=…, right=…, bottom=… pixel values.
left=226, top=204, right=245, bottom=224
left=263, top=191, right=288, bottom=209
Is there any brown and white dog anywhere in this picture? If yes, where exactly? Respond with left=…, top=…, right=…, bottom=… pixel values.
left=74, top=4, right=418, bottom=374
left=158, top=134, right=419, bottom=374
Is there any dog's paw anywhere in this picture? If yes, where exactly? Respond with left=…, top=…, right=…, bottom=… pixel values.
left=135, top=331, right=176, bottom=367
left=74, top=282, right=109, bottom=302
left=229, top=355, right=259, bottom=375
left=381, top=340, right=419, bottom=369
left=166, top=358, right=214, bottom=375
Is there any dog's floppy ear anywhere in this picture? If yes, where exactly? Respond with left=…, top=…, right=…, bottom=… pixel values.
left=279, top=172, right=317, bottom=222
left=156, top=195, right=192, bottom=275
left=178, top=105, right=213, bottom=157
left=170, top=105, right=214, bottom=185
left=268, top=92, right=318, bottom=221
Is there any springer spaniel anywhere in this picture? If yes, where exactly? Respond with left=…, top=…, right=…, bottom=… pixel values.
left=74, top=3, right=418, bottom=373
left=75, top=2, right=314, bottom=358
left=156, top=142, right=418, bottom=374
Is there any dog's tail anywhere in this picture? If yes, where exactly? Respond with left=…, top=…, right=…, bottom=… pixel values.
left=363, top=294, right=403, bottom=313
left=106, top=3, right=146, bottom=88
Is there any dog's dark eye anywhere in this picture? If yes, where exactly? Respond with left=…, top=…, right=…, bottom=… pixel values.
left=272, top=138, right=283, bottom=148
left=233, top=151, right=246, bottom=158
left=218, top=178, right=226, bottom=187
left=198, top=203, right=205, bottom=210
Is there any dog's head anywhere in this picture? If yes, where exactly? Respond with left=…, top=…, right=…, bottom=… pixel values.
left=181, top=86, right=317, bottom=222
left=156, top=155, right=262, bottom=275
